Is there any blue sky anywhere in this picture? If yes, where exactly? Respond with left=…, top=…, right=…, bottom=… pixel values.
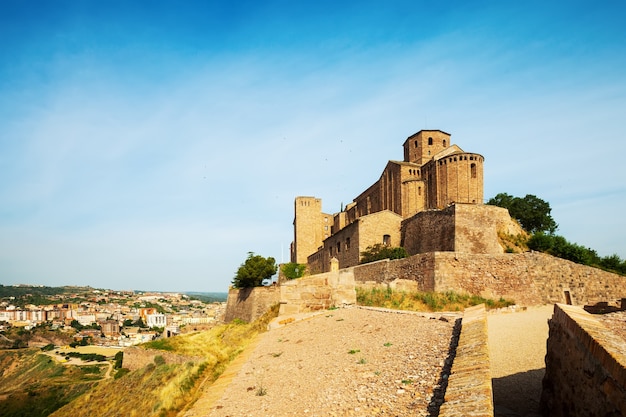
left=1, top=1, right=625, bottom=292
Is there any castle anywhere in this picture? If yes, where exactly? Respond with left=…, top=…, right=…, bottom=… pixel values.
left=291, top=129, right=492, bottom=273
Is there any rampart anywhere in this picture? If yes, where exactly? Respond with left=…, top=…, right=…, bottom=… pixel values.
left=352, top=251, right=624, bottom=307
left=541, top=304, right=626, bottom=416
left=122, top=346, right=204, bottom=371
left=279, top=268, right=357, bottom=316
left=224, top=286, right=280, bottom=323
left=439, top=304, right=494, bottom=417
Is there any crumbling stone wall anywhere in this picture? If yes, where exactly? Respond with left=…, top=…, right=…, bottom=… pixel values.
left=541, top=304, right=626, bottom=416
left=223, top=286, right=280, bottom=323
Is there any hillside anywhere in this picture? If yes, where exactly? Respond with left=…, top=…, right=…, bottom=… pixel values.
left=0, top=348, right=102, bottom=416
left=43, top=305, right=278, bottom=417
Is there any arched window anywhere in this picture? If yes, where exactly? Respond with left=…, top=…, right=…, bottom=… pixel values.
left=471, top=163, right=477, bottom=178
left=428, top=137, right=433, bottom=145
left=443, top=139, right=447, bottom=147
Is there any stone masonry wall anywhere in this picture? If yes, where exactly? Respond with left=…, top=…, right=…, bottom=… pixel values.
left=352, top=254, right=436, bottom=292
left=122, top=346, right=204, bottom=371
left=402, top=209, right=455, bottom=255
left=279, top=269, right=357, bottom=316
left=541, top=304, right=626, bottom=416
left=223, top=286, right=280, bottom=323
left=434, top=252, right=625, bottom=306
left=439, top=304, right=494, bottom=417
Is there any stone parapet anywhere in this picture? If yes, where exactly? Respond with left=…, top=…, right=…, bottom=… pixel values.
left=541, top=303, right=626, bottom=416
left=439, top=304, right=494, bottom=417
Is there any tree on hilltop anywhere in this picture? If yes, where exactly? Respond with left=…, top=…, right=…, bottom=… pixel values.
left=487, top=193, right=558, bottom=234
left=232, top=252, right=277, bottom=288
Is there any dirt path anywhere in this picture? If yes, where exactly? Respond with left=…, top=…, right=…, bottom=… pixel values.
left=487, top=305, right=553, bottom=417
left=184, top=307, right=458, bottom=417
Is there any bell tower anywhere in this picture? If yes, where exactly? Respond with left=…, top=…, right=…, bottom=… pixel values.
left=403, top=130, right=451, bottom=166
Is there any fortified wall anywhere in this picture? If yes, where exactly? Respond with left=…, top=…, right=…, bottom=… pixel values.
left=541, top=304, right=626, bottom=416
left=275, top=251, right=624, bottom=315
left=223, top=285, right=280, bottom=323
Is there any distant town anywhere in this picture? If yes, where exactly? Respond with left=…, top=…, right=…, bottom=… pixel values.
left=0, top=285, right=226, bottom=348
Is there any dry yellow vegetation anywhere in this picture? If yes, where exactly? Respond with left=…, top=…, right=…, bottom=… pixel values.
left=48, top=304, right=279, bottom=417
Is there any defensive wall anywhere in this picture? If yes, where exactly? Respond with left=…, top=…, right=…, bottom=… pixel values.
left=224, top=251, right=624, bottom=322
left=223, top=285, right=280, bottom=323
left=541, top=304, right=626, bottom=416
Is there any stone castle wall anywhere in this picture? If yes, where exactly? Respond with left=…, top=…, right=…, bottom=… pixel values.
left=279, top=268, right=357, bottom=316
left=433, top=251, right=625, bottom=306
left=541, top=304, right=626, bottom=416
left=273, top=251, right=624, bottom=316
left=223, top=286, right=280, bottom=323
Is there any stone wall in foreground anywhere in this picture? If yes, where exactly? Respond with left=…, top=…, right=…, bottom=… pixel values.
left=439, top=304, right=494, bottom=417
left=541, top=304, right=626, bottom=417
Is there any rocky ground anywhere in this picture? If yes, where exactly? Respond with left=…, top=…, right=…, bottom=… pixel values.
left=197, top=307, right=459, bottom=417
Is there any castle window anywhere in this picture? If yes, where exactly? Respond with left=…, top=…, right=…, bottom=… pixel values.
left=428, top=137, right=433, bottom=145
left=415, top=140, right=418, bottom=148
left=337, top=242, right=341, bottom=253
left=471, top=163, right=477, bottom=178
left=443, top=139, right=447, bottom=147
left=418, top=186, right=422, bottom=196
left=346, top=238, right=351, bottom=250
left=383, top=234, right=391, bottom=245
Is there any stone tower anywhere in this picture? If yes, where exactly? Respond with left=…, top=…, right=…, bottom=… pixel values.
left=291, top=197, right=332, bottom=264
left=403, top=130, right=451, bottom=165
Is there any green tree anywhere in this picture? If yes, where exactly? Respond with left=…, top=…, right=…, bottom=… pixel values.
left=281, top=262, right=306, bottom=279
left=232, top=252, right=278, bottom=288
left=360, top=244, right=408, bottom=264
left=487, top=193, right=558, bottom=234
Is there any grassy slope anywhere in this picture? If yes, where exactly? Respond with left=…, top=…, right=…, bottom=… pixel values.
left=48, top=304, right=279, bottom=417
left=0, top=349, right=102, bottom=416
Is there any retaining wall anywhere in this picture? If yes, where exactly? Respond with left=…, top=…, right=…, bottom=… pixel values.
left=223, top=286, right=280, bottom=323
left=439, top=304, right=494, bottom=417
left=279, top=268, right=357, bottom=316
left=541, top=304, right=626, bottom=416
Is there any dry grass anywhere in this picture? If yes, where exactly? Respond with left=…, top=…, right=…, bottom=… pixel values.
left=356, top=288, right=515, bottom=312
left=49, top=304, right=280, bottom=417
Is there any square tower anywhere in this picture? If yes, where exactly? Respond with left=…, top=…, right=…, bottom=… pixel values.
left=403, top=130, right=451, bottom=166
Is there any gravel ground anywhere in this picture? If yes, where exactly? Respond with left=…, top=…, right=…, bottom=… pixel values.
left=202, top=307, right=458, bottom=417
left=487, top=305, right=553, bottom=417
left=596, top=311, right=626, bottom=343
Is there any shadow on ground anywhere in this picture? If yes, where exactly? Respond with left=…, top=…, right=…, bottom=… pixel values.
left=492, top=368, right=544, bottom=417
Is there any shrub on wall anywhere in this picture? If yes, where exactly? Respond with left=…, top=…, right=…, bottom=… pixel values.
left=281, top=262, right=306, bottom=279
left=360, top=244, right=408, bottom=264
